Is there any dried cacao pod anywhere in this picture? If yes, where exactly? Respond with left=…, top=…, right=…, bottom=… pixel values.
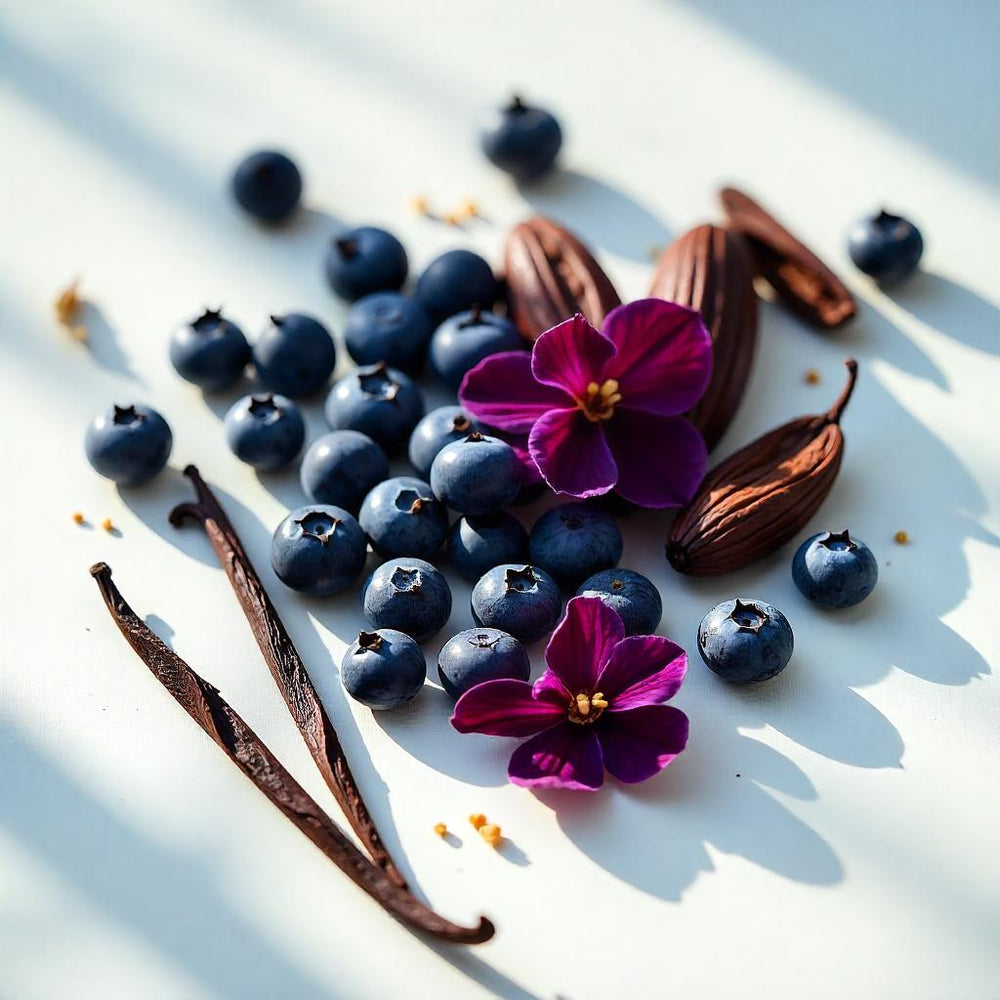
left=667, top=359, right=858, bottom=576
left=649, top=224, right=758, bottom=450
left=504, top=215, right=621, bottom=341
left=720, top=187, right=856, bottom=330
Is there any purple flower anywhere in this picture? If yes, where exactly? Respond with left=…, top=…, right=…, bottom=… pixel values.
left=451, top=596, right=689, bottom=791
left=458, top=299, right=712, bottom=507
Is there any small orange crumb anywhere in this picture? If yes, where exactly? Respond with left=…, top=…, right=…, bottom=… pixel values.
left=805, top=368, right=821, bottom=385
left=443, top=211, right=462, bottom=227
left=410, top=195, right=430, bottom=215
left=72, top=511, right=85, bottom=525
left=479, top=823, right=503, bottom=847
left=468, top=812, right=487, bottom=830
left=101, top=518, right=114, bottom=533
left=55, top=279, right=88, bottom=342
left=459, top=199, right=479, bottom=219
left=894, top=530, right=909, bottom=545
left=433, top=822, right=448, bottom=837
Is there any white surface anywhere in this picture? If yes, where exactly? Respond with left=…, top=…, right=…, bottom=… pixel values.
left=2, top=2, right=999, bottom=998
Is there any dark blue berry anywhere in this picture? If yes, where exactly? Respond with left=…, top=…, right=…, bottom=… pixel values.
left=429, top=306, right=524, bottom=390
left=408, top=406, right=478, bottom=480
left=342, top=629, right=426, bottom=710
left=480, top=96, right=562, bottom=181
left=359, top=476, right=448, bottom=560
left=324, top=227, right=408, bottom=301
left=270, top=505, right=367, bottom=597
left=430, top=432, right=522, bottom=515
left=85, top=403, right=172, bottom=486
left=415, top=249, right=500, bottom=322
left=449, top=513, right=528, bottom=582
left=698, top=599, right=794, bottom=684
left=232, top=150, right=302, bottom=223
left=253, top=313, right=336, bottom=399
left=529, top=502, right=623, bottom=589
left=792, top=529, right=879, bottom=609
left=576, top=568, right=662, bottom=636
left=300, top=430, right=389, bottom=513
left=847, top=210, right=923, bottom=285
left=471, top=564, right=562, bottom=644
left=344, top=292, right=433, bottom=373
left=324, top=362, right=425, bottom=454
left=224, top=393, right=304, bottom=472
left=170, top=309, right=251, bottom=392
left=362, top=558, right=452, bottom=644
left=437, top=628, right=530, bottom=700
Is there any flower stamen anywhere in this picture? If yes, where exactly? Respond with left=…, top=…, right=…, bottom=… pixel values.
left=568, top=691, right=608, bottom=724
left=578, top=379, right=621, bottom=422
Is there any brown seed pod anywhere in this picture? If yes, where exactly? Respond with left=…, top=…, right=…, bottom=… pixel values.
left=649, top=224, right=758, bottom=450
left=720, top=187, right=856, bottom=330
left=504, top=215, right=621, bottom=341
left=666, top=359, right=859, bottom=576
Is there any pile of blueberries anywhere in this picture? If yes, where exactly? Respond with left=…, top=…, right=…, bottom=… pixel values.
left=84, top=93, right=888, bottom=713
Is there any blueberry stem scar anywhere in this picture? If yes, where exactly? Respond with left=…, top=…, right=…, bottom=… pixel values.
left=89, top=561, right=493, bottom=945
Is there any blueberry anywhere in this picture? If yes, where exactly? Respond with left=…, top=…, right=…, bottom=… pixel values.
left=342, top=629, right=426, bottom=710
left=324, top=362, right=425, bottom=454
left=85, top=403, right=172, bottom=486
left=847, top=210, right=924, bottom=284
left=429, top=306, right=525, bottom=390
left=698, top=599, right=794, bottom=684
left=169, top=308, right=251, bottom=392
left=300, top=430, right=389, bottom=513
left=362, top=558, right=452, bottom=643
left=437, top=628, right=530, bottom=700
left=480, top=95, right=563, bottom=181
left=359, top=476, right=449, bottom=560
left=430, top=432, right=522, bottom=515
left=344, top=292, right=433, bottom=373
left=792, top=529, right=879, bottom=609
left=224, top=393, right=305, bottom=472
left=324, top=227, right=408, bottom=301
left=408, top=406, right=479, bottom=480
left=471, top=564, right=562, bottom=644
left=253, top=313, right=337, bottom=398
left=449, top=513, right=528, bottom=582
left=415, top=249, right=500, bottom=322
left=576, top=568, right=662, bottom=636
left=529, top=503, right=623, bottom=589
left=232, top=150, right=302, bottom=223
left=270, top=505, right=367, bottom=597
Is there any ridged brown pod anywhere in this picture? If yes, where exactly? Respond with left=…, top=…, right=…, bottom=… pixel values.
left=720, top=187, right=856, bottom=330
left=666, top=359, right=858, bottom=576
left=649, top=224, right=758, bottom=450
left=504, top=215, right=621, bottom=341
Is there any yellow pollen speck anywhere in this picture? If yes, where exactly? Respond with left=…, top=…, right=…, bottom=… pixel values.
left=479, top=823, right=502, bottom=847
left=433, top=822, right=448, bottom=837
left=101, top=518, right=114, bottom=533
left=460, top=199, right=479, bottom=218
left=591, top=692, right=608, bottom=710
left=55, top=279, right=88, bottom=342
left=586, top=381, right=599, bottom=396
left=805, top=368, right=821, bottom=385
left=443, top=211, right=461, bottom=227
left=468, top=813, right=487, bottom=830
left=894, top=530, right=909, bottom=545
left=575, top=693, right=591, bottom=716
left=410, top=195, right=429, bottom=215
left=72, top=511, right=85, bottom=525
left=599, top=379, right=620, bottom=397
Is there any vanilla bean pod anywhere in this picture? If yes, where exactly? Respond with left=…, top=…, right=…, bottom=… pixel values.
left=90, top=563, right=493, bottom=945
left=168, top=465, right=403, bottom=887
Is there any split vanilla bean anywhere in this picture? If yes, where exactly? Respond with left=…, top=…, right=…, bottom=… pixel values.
left=90, top=562, right=493, bottom=945
left=168, top=465, right=403, bottom=886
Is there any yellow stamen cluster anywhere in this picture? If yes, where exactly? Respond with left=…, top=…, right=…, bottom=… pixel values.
left=568, top=691, right=608, bottom=724
left=579, top=379, right=621, bottom=423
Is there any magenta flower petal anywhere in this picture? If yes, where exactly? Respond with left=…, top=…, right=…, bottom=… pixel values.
left=459, top=351, right=570, bottom=432
left=451, top=679, right=566, bottom=737
left=599, top=635, right=687, bottom=710
left=528, top=408, right=618, bottom=498
left=508, top=722, right=605, bottom=791
left=602, top=299, right=713, bottom=416
left=604, top=410, right=707, bottom=508
left=598, top=704, right=690, bottom=784
left=531, top=314, right=617, bottom=400
left=542, top=595, right=626, bottom=695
